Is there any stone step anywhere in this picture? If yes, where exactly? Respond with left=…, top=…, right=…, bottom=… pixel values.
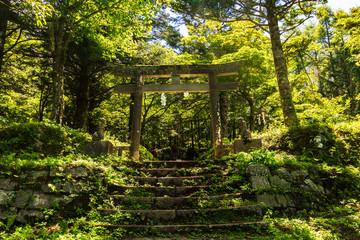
left=109, top=193, right=246, bottom=209
left=138, top=167, right=211, bottom=177
left=132, top=175, right=211, bottom=186
left=141, top=160, right=200, bottom=168
left=95, top=221, right=268, bottom=233
left=108, top=185, right=217, bottom=197
left=99, top=205, right=264, bottom=225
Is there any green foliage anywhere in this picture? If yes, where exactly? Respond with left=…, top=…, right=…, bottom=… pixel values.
left=336, top=7, right=360, bottom=66
left=266, top=121, right=360, bottom=167
left=0, top=122, right=89, bottom=157
left=139, top=145, right=156, bottom=162
left=0, top=90, right=41, bottom=123
left=296, top=96, right=350, bottom=125
left=334, top=120, right=360, bottom=165
left=269, top=123, right=337, bottom=164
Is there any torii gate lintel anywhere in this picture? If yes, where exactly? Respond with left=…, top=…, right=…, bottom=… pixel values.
left=111, top=61, right=245, bottom=160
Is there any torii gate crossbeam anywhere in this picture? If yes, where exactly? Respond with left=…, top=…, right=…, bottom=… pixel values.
left=111, top=61, right=245, bottom=160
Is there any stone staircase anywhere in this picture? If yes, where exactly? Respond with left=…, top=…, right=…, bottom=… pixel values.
left=95, top=159, right=268, bottom=234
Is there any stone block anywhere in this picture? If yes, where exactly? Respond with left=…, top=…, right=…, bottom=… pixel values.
left=50, top=167, right=88, bottom=178
left=270, top=175, right=291, bottom=191
left=285, top=194, right=296, bottom=207
left=276, top=168, right=292, bottom=181
left=0, top=207, right=17, bottom=220
left=257, top=193, right=293, bottom=208
left=62, top=181, right=73, bottom=193
left=29, top=193, right=59, bottom=209
left=83, top=141, right=114, bottom=156
left=291, top=169, right=309, bottom=181
left=304, top=179, right=325, bottom=195
left=0, top=190, right=15, bottom=205
left=13, top=190, right=33, bottom=208
left=0, top=178, right=19, bottom=191
left=233, top=138, right=262, bottom=153
left=27, top=170, right=49, bottom=182
left=276, top=194, right=288, bottom=208
left=64, top=167, right=88, bottom=178
left=16, top=209, right=44, bottom=223
left=250, top=176, right=271, bottom=189
left=246, top=165, right=270, bottom=176
left=257, top=193, right=278, bottom=207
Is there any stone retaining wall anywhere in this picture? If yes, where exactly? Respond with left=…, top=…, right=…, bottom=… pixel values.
left=0, top=167, right=101, bottom=224
left=246, top=164, right=333, bottom=210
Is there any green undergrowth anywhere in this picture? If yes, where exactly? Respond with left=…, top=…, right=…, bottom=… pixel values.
left=262, top=121, right=360, bottom=167
left=0, top=122, right=150, bottom=179
left=0, top=121, right=89, bottom=157
left=2, top=200, right=360, bottom=240
left=202, top=149, right=360, bottom=200
left=1, top=121, right=360, bottom=239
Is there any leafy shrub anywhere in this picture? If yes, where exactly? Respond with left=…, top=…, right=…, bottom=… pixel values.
left=139, top=145, right=156, bottom=161
left=334, top=121, right=360, bottom=166
left=0, top=122, right=89, bottom=157
left=269, top=123, right=341, bottom=165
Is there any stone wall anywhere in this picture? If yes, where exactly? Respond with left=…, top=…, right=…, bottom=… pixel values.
left=0, top=167, right=102, bottom=224
left=246, top=164, right=333, bottom=211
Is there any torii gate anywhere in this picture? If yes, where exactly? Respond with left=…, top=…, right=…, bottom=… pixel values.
left=111, top=61, right=244, bottom=160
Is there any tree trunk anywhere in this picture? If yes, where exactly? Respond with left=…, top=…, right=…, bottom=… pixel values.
left=73, top=64, right=91, bottom=130
left=49, top=18, right=70, bottom=125
left=51, top=52, right=65, bottom=124
left=0, top=1, right=9, bottom=74
left=266, top=0, right=299, bottom=127
left=38, top=77, right=51, bottom=122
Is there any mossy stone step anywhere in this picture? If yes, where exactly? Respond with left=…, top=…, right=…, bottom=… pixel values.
left=106, top=158, right=269, bottom=235
left=141, top=160, right=200, bottom=168
left=95, top=221, right=268, bottom=233
left=99, top=205, right=264, bottom=224
left=138, top=167, right=213, bottom=177
left=108, top=193, right=246, bottom=210
left=109, top=185, right=217, bottom=197
left=133, top=175, right=211, bottom=186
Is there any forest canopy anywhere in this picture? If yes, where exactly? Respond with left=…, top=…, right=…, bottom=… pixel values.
left=0, top=0, right=360, bottom=150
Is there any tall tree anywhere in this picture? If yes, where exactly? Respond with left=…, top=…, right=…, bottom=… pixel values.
left=331, top=7, right=360, bottom=115
left=0, top=0, right=11, bottom=74
left=336, top=7, right=360, bottom=66
left=64, top=37, right=108, bottom=130
left=172, top=0, right=327, bottom=127
left=181, top=20, right=275, bottom=131
left=0, top=0, right=51, bottom=74
left=31, top=0, right=158, bottom=124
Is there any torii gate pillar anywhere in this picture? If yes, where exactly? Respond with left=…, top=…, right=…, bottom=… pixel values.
left=129, top=75, right=144, bottom=161
left=209, top=73, right=223, bottom=158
